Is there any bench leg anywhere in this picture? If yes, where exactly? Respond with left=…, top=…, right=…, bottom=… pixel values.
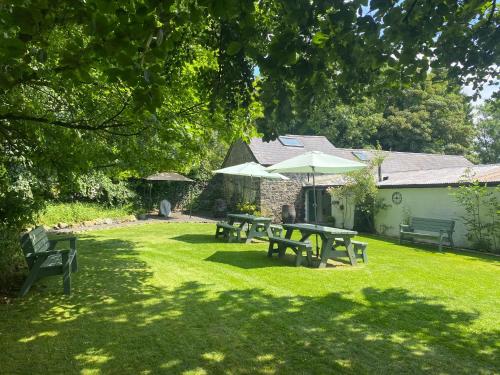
left=18, top=268, right=40, bottom=297
left=18, top=257, right=45, bottom=297
left=358, top=245, right=368, bottom=263
left=62, top=252, right=71, bottom=295
left=295, top=247, right=303, bottom=267
left=305, top=247, right=313, bottom=266
left=72, top=254, right=78, bottom=273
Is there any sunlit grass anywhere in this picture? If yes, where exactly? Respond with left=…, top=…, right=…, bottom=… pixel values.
left=0, top=223, right=498, bottom=374
left=38, top=202, right=134, bottom=226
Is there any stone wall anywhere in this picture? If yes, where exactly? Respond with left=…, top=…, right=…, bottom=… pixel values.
left=221, top=140, right=258, bottom=208
left=259, top=178, right=305, bottom=223
left=212, top=139, right=307, bottom=221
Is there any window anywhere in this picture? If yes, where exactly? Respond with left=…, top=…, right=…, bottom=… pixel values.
left=279, top=136, right=303, bottom=147
left=352, top=151, right=369, bottom=161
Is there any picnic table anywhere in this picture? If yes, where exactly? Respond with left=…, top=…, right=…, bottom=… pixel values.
left=282, top=223, right=358, bottom=268
left=227, top=213, right=273, bottom=244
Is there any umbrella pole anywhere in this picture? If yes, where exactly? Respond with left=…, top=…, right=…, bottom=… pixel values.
left=189, top=183, right=192, bottom=218
left=313, top=169, right=319, bottom=257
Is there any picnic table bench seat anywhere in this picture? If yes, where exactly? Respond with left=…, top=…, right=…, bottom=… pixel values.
left=19, top=226, right=78, bottom=297
left=268, top=236, right=313, bottom=267
left=256, top=223, right=283, bottom=237
left=215, top=221, right=242, bottom=242
left=400, top=217, right=455, bottom=251
left=333, top=238, right=368, bottom=263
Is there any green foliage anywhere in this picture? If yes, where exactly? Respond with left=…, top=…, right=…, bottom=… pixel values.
left=38, top=202, right=135, bottom=227
left=451, top=171, right=500, bottom=253
left=302, top=78, right=475, bottom=154
left=68, top=172, right=136, bottom=207
left=474, top=97, right=500, bottom=164
left=236, top=201, right=260, bottom=216
left=0, top=226, right=25, bottom=287
left=327, top=156, right=387, bottom=232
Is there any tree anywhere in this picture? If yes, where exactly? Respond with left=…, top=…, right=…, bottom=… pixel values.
left=475, top=97, right=500, bottom=164
left=376, top=80, right=474, bottom=154
left=297, top=79, right=475, bottom=154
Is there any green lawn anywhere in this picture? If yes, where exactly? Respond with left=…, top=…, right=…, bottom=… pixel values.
left=1, top=223, right=499, bottom=374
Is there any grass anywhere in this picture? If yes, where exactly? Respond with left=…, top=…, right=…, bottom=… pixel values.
left=0, top=223, right=498, bottom=374
left=38, top=202, right=135, bottom=227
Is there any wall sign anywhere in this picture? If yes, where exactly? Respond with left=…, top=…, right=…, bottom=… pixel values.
left=392, top=192, right=402, bottom=205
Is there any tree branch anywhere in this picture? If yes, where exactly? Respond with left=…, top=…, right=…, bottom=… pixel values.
left=0, top=113, right=129, bottom=131
left=403, top=0, right=418, bottom=23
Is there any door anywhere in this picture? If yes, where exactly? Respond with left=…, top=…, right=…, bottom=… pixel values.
left=307, top=190, right=316, bottom=222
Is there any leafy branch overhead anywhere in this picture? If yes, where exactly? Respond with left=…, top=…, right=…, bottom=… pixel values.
left=0, top=0, right=498, bottom=139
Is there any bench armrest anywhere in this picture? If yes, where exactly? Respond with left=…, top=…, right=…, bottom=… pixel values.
left=400, top=224, right=412, bottom=231
left=49, top=236, right=77, bottom=251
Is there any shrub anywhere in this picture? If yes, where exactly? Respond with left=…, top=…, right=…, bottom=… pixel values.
left=236, top=201, right=260, bottom=216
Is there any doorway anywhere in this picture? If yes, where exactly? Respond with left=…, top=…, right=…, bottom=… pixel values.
left=306, top=189, right=332, bottom=224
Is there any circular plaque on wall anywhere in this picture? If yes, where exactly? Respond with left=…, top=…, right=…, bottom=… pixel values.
left=392, top=192, right=402, bottom=205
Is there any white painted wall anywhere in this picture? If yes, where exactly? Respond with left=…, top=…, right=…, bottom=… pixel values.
left=374, top=187, right=500, bottom=249
left=330, top=196, right=355, bottom=229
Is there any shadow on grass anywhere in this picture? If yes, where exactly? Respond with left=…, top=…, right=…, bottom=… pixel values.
left=205, top=250, right=295, bottom=269
left=171, top=233, right=222, bottom=244
left=1, top=235, right=498, bottom=374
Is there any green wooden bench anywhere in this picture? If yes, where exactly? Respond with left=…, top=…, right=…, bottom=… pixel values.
left=333, top=238, right=368, bottom=263
left=19, top=226, right=78, bottom=297
left=400, top=217, right=455, bottom=251
left=215, top=221, right=242, bottom=242
left=256, top=223, right=283, bottom=237
left=268, top=236, right=313, bottom=267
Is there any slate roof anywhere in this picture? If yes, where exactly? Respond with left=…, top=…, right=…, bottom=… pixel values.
left=377, top=164, right=500, bottom=187
left=145, top=172, right=193, bottom=182
left=248, top=136, right=337, bottom=166
left=247, top=135, right=473, bottom=174
left=326, top=148, right=473, bottom=173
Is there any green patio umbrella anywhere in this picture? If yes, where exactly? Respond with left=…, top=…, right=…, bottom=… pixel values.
left=266, top=151, right=366, bottom=255
left=214, top=162, right=288, bottom=201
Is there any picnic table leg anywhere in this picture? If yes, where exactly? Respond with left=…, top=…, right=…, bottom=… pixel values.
left=265, top=222, right=273, bottom=238
left=318, top=237, right=334, bottom=268
left=344, top=236, right=358, bottom=266
left=245, top=222, right=258, bottom=244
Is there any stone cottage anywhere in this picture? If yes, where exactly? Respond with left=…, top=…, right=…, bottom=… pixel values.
left=221, top=135, right=473, bottom=221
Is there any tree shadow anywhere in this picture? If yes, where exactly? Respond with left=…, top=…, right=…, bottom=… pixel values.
left=171, top=233, right=223, bottom=244
left=205, top=250, right=297, bottom=269
left=1, top=235, right=498, bottom=374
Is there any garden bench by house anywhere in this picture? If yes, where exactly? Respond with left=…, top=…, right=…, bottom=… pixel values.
left=215, top=221, right=242, bottom=242
left=268, top=236, right=313, bottom=267
left=333, top=238, right=368, bottom=263
left=400, top=217, right=455, bottom=251
left=19, top=226, right=78, bottom=297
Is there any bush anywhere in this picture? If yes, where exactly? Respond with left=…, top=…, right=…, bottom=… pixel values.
left=0, top=226, right=26, bottom=289
left=236, top=201, right=260, bottom=216
left=60, top=171, right=137, bottom=207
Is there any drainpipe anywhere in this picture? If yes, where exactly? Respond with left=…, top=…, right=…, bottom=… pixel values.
left=378, top=164, right=382, bottom=182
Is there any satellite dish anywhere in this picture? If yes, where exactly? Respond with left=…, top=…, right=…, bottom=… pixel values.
left=159, top=200, right=172, bottom=217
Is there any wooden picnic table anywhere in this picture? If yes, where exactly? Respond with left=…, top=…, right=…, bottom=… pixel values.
left=282, top=223, right=358, bottom=268
left=227, top=213, right=273, bottom=244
